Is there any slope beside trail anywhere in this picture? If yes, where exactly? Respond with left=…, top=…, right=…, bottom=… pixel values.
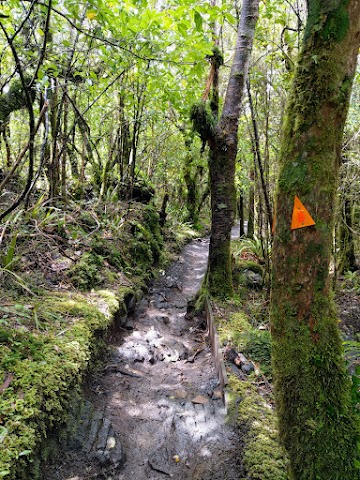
left=44, top=232, right=243, bottom=480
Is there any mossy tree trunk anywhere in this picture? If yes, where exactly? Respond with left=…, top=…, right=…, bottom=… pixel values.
left=270, top=2, right=360, bottom=479
left=206, top=0, right=259, bottom=297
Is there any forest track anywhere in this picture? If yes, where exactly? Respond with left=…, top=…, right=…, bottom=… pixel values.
left=44, top=231, right=243, bottom=480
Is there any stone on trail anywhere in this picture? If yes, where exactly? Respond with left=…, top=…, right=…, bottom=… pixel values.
left=191, top=395, right=209, bottom=405
left=173, top=389, right=188, bottom=399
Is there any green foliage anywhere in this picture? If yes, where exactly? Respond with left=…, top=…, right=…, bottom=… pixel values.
left=1, top=233, right=18, bottom=271
left=342, top=271, right=360, bottom=293
left=219, top=312, right=271, bottom=375
left=232, top=237, right=266, bottom=263
left=244, top=329, right=272, bottom=376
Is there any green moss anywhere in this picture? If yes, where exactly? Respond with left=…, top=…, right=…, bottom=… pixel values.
left=68, top=252, right=104, bottom=290
left=234, top=260, right=264, bottom=276
left=92, top=237, right=129, bottom=270
left=278, top=160, right=310, bottom=195
left=321, top=2, right=350, bottom=42
left=227, top=375, right=288, bottom=479
left=0, top=288, right=133, bottom=479
left=216, top=308, right=288, bottom=477
left=305, top=0, right=350, bottom=43
left=190, top=101, right=215, bottom=144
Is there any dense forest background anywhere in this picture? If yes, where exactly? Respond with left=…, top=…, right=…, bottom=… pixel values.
left=0, top=0, right=358, bottom=267
left=0, top=1, right=359, bottom=479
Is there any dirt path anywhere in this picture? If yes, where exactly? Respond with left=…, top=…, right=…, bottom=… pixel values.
left=44, top=234, right=242, bottom=480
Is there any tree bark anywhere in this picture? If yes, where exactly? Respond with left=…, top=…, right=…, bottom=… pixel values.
left=270, top=1, right=360, bottom=478
left=206, top=0, right=259, bottom=297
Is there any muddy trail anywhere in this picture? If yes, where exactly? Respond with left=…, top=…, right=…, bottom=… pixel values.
left=44, top=233, right=243, bottom=480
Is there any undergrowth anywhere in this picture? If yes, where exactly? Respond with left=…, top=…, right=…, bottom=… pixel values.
left=217, top=309, right=288, bottom=479
left=212, top=236, right=288, bottom=479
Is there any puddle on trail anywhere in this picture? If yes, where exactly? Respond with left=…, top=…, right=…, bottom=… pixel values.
left=44, top=235, right=243, bottom=480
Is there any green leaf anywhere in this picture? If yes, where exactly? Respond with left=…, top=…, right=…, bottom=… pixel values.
left=194, top=11, right=203, bottom=31
left=2, top=233, right=17, bottom=269
left=18, top=450, right=31, bottom=457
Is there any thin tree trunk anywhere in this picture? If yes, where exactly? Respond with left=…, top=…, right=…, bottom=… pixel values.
left=247, top=78, right=273, bottom=230
left=271, top=2, right=360, bottom=478
left=206, top=0, right=259, bottom=297
left=49, top=78, right=60, bottom=200
left=238, top=192, right=245, bottom=237
left=3, top=124, right=11, bottom=167
left=247, top=181, right=255, bottom=239
left=338, top=154, right=357, bottom=273
left=61, top=83, right=69, bottom=200
left=339, top=195, right=356, bottom=273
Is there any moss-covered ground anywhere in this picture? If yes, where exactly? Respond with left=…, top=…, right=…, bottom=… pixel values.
left=215, top=304, right=289, bottom=480
left=210, top=237, right=289, bottom=479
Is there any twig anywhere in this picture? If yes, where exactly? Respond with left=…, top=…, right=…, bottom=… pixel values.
left=185, top=345, right=205, bottom=363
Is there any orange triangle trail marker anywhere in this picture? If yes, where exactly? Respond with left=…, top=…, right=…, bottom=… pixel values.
left=291, top=195, right=315, bottom=230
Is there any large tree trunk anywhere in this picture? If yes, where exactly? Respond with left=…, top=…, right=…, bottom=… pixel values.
left=270, top=2, right=360, bottom=479
left=206, top=0, right=259, bottom=297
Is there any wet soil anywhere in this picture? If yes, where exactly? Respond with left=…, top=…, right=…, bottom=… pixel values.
left=43, top=236, right=242, bottom=480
